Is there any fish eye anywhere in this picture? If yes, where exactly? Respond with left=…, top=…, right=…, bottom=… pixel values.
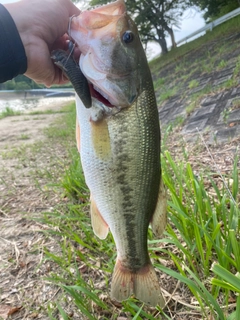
left=122, top=31, right=134, bottom=44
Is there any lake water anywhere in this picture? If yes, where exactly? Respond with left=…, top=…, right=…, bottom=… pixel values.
left=0, top=89, right=75, bottom=113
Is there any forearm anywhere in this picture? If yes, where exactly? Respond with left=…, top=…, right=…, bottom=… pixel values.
left=0, top=4, right=27, bottom=83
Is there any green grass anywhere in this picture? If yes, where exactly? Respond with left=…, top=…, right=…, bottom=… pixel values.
left=19, top=133, right=30, bottom=140
left=0, top=106, right=22, bottom=119
left=158, top=86, right=177, bottom=103
left=188, top=79, right=199, bottom=89
left=33, top=102, right=240, bottom=319
left=160, top=151, right=239, bottom=317
left=28, top=106, right=73, bottom=115
left=217, top=59, right=227, bottom=70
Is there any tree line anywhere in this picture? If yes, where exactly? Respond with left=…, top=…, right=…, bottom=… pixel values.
left=89, top=0, right=240, bottom=54
left=0, top=75, right=72, bottom=91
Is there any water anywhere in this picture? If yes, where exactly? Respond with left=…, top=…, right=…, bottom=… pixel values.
left=0, top=89, right=75, bottom=113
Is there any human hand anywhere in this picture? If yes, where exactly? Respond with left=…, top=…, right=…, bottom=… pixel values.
left=4, top=0, right=80, bottom=86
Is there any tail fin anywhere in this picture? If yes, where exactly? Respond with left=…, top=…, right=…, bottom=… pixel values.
left=110, top=260, right=165, bottom=307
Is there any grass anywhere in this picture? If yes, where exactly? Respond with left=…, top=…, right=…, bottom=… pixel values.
left=0, top=104, right=72, bottom=120
left=217, top=59, right=227, bottom=70
left=232, top=98, right=240, bottom=107
left=19, top=133, right=30, bottom=140
left=30, top=102, right=239, bottom=319
left=158, top=86, right=177, bottom=103
left=0, top=106, right=22, bottom=119
left=28, top=105, right=73, bottom=115
left=160, top=150, right=239, bottom=318
left=188, top=79, right=199, bottom=89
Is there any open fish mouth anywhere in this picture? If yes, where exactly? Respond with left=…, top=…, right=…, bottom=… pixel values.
left=90, top=83, right=114, bottom=108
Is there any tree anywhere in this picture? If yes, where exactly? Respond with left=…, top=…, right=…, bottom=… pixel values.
left=191, top=0, right=240, bottom=21
left=89, top=0, right=191, bottom=55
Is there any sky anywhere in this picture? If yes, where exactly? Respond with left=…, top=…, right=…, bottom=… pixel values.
left=147, top=8, right=205, bottom=59
left=0, top=0, right=205, bottom=58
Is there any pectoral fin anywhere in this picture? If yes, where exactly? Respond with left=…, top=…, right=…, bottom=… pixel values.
left=151, top=179, right=167, bottom=237
left=90, top=196, right=109, bottom=239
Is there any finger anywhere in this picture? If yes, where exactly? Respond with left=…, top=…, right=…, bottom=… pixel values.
left=66, top=0, right=81, bottom=17
left=51, top=35, right=69, bottom=51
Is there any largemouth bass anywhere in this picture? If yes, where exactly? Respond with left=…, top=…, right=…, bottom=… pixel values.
left=66, top=0, right=167, bottom=307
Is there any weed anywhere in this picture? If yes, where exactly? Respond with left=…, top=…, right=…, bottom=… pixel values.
left=158, top=151, right=239, bottom=319
left=32, top=116, right=47, bottom=120
left=172, top=115, right=185, bottom=127
left=202, top=63, right=213, bottom=74
left=28, top=108, right=71, bottom=115
left=159, top=87, right=177, bottom=102
left=186, top=101, right=197, bottom=115
left=188, top=79, right=199, bottom=89
left=0, top=106, right=22, bottom=119
left=217, top=59, right=227, bottom=70
left=1, top=145, right=27, bottom=159
left=223, top=78, right=238, bottom=89
left=19, top=133, right=30, bottom=140
left=231, top=98, right=240, bottom=110
left=154, top=77, right=165, bottom=89
left=233, top=58, right=240, bottom=76
left=221, top=108, right=230, bottom=125
left=60, top=148, right=88, bottom=201
left=175, top=62, right=186, bottom=74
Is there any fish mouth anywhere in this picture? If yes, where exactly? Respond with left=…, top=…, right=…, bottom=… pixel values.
left=89, top=83, right=114, bottom=108
left=78, top=50, right=135, bottom=109
left=76, top=51, right=116, bottom=108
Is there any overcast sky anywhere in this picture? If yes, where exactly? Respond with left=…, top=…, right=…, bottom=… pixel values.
left=0, top=0, right=205, bottom=58
left=148, top=8, right=205, bottom=58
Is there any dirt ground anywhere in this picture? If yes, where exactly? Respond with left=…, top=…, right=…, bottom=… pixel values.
left=0, top=97, right=75, bottom=320
left=0, top=97, right=74, bottom=148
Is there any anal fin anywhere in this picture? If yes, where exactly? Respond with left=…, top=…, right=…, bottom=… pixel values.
left=151, top=179, right=167, bottom=237
left=110, top=260, right=165, bottom=307
left=90, top=196, right=109, bottom=239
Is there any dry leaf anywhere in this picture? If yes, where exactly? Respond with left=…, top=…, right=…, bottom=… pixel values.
left=0, top=305, right=22, bottom=319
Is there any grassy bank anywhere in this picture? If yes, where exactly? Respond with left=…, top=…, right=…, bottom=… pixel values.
left=15, top=102, right=237, bottom=319
left=150, top=14, right=240, bottom=122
